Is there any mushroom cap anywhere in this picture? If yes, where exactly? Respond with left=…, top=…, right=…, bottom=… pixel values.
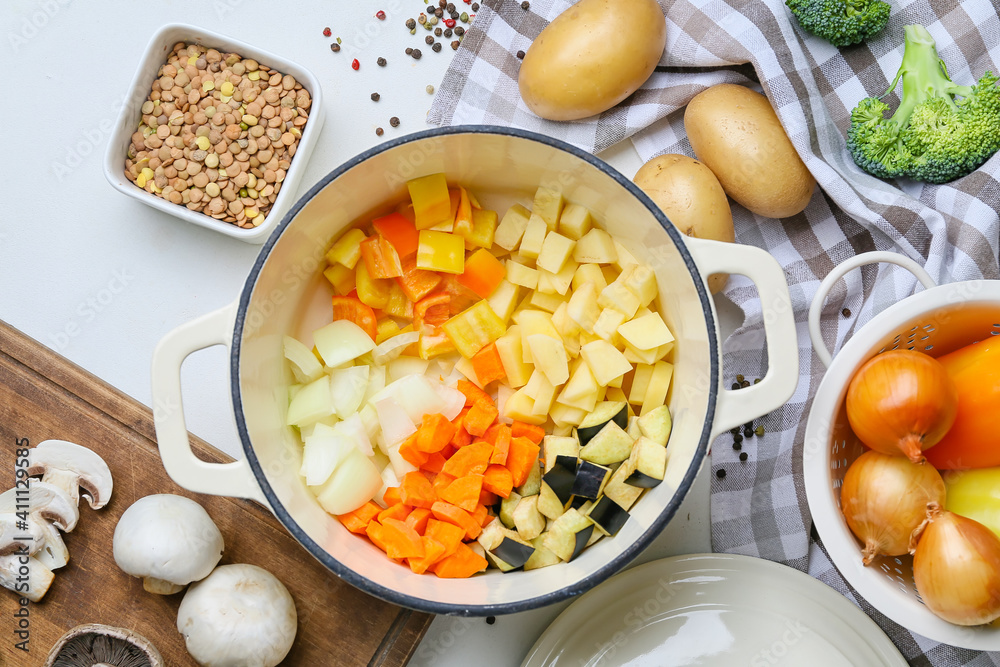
left=177, top=564, right=297, bottom=667
left=0, top=482, right=79, bottom=532
left=113, top=495, right=223, bottom=588
left=44, top=623, right=163, bottom=667
left=28, top=440, right=114, bottom=509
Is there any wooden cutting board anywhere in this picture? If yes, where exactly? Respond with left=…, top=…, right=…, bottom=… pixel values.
left=0, top=320, right=431, bottom=666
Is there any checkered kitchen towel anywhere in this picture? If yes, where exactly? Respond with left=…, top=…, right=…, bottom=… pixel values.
left=430, top=0, right=1000, bottom=662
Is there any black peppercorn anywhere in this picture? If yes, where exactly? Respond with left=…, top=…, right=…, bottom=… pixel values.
left=371, top=92, right=380, bottom=101
left=434, top=7, right=444, bottom=17
left=455, top=26, right=465, bottom=35
left=472, top=2, right=480, bottom=9
left=376, top=127, right=384, bottom=136
left=734, top=433, right=743, bottom=444
left=516, top=50, right=525, bottom=59
left=731, top=382, right=740, bottom=390
left=451, top=40, right=460, bottom=50
left=330, top=43, right=340, bottom=52
left=446, top=2, right=455, bottom=11
left=450, top=10, right=460, bottom=19
left=716, top=469, right=726, bottom=479
left=486, top=616, right=496, bottom=625
left=390, top=116, right=400, bottom=127
left=435, top=27, right=442, bottom=36
left=405, top=17, right=416, bottom=29
left=405, top=47, right=413, bottom=55
left=521, top=1, right=530, bottom=8
left=842, top=307, right=852, bottom=317
left=425, top=35, right=434, bottom=45
left=377, top=56, right=387, bottom=66
left=432, top=42, right=442, bottom=52
left=411, top=48, right=422, bottom=59
left=439, top=0, right=446, bottom=7
left=739, top=452, right=748, bottom=462
left=743, top=426, right=754, bottom=438
left=732, top=441, right=742, bottom=451
left=444, top=28, right=453, bottom=37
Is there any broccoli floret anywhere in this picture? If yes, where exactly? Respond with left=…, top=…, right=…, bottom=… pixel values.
left=847, top=25, right=1000, bottom=184
left=786, top=0, right=890, bottom=47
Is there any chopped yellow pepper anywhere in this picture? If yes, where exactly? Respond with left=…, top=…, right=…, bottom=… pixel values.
left=325, top=228, right=367, bottom=269
left=322, top=263, right=356, bottom=295
left=355, top=262, right=391, bottom=310
left=408, top=173, right=452, bottom=230
left=416, top=230, right=465, bottom=274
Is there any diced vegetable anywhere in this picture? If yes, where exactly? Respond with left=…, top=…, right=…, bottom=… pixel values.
left=578, top=401, right=629, bottom=446
left=373, top=212, right=419, bottom=259
left=586, top=495, right=630, bottom=536
left=542, top=436, right=580, bottom=473
left=283, top=336, right=324, bottom=384
left=408, top=173, right=452, bottom=229
left=326, top=228, right=367, bottom=269
left=397, top=256, right=443, bottom=302
left=324, top=263, right=357, bottom=296
left=495, top=203, right=532, bottom=251
left=487, top=280, right=520, bottom=324
left=536, top=232, right=576, bottom=274
left=453, top=187, right=474, bottom=238
left=512, top=495, right=545, bottom=540
left=464, top=208, right=498, bottom=249
left=338, top=501, right=382, bottom=534
left=580, top=421, right=633, bottom=465
left=443, top=300, right=507, bottom=358
left=637, top=405, right=672, bottom=446
left=598, top=280, right=641, bottom=319
left=287, top=375, right=333, bottom=427
left=532, top=187, right=565, bottom=231
left=603, top=453, right=643, bottom=510
left=459, top=248, right=506, bottom=298
left=567, top=282, right=600, bottom=333
left=542, top=455, right=578, bottom=505
left=624, top=437, right=666, bottom=487
left=300, top=429, right=354, bottom=486
left=526, top=334, right=570, bottom=386
left=491, top=534, right=535, bottom=569
left=538, top=481, right=567, bottom=520
left=519, top=216, right=548, bottom=259
left=507, top=436, right=541, bottom=487
left=472, top=342, right=507, bottom=386
left=580, top=340, right=632, bottom=386
left=431, top=542, right=488, bottom=577
left=543, top=508, right=594, bottom=561
left=559, top=203, right=593, bottom=240
left=573, top=228, right=617, bottom=264
left=375, top=396, right=417, bottom=448
left=506, top=260, right=539, bottom=290
left=524, top=535, right=561, bottom=570
left=417, top=230, right=466, bottom=274
left=572, top=460, right=611, bottom=499
left=593, top=308, right=626, bottom=343
left=641, top=361, right=674, bottom=416
left=356, top=262, right=392, bottom=310
left=312, top=447, right=383, bottom=515
left=360, top=234, right=404, bottom=279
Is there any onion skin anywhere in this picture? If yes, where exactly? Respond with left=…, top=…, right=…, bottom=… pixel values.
left=846, top=350, right=958, bottom=463
left=841, top=451, right=945, bottom=564
left=913, top=509, right=1000, bottom=626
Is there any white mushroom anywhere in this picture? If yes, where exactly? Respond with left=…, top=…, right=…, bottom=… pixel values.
left=0, top=482, right=79, bottom=532
left=113, top=495, right=224, bottom=595
left=0, top=514, right=45, bottom=556
left=177, top=564, right=297, bottom=667
left=28, top=440, right=113, bottom=510
left=0, top=554, right=54, bottom=602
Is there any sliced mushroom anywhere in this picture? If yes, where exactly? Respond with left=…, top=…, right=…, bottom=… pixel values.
left=45, top=623, right=164, bottom=667
left=28, top=440, right=113, bottom=510
left=31, top=517, right=69, bottom=570
left=0, top=482, right=79, bottom=532
left=0, top=513, right=45, bottom=557
left=0, top=554, right=54, bottom=602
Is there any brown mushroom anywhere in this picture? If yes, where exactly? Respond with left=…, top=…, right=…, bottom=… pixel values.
left=45, top=624, right=163, bottom=667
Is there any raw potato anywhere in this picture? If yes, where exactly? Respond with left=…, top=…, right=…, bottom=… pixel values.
left=684, top=84, right=815, bottom=219
left=633, top=154, right=734, bottom=293
left=518, top=0, right=666, bottom=121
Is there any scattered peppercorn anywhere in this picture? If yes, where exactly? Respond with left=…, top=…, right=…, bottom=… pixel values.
left=447, top=2, right=456, bottom=10
left=716, top=469, right=726, bottom=479
left=444, top=18, right=456, bottom=28
left=730, top=427, right=740, bottom=436
left=432, top=42, right=442, bottom=52
left=739, top=452, right=749, bottom=462
left=734, top=433, right=743, bottom=444
left=736, top=374, right=744, bottom=383
left=755, top=425, right=765, bottom=437
left=425, top=35, right=435, bottom=45
left=426, top=84, right=435, bottom=94
left=743, top=426, right=754, bottom=438
left=731, top=382, right=740, bottom=390
left=472, top=2, right=480, bottom=9
left=460, top=11, right=469, bottom=21
left=390, top=116, right=400, bottom=127
left=444, top=28, right=453, bottom=37
left=406, top=17, right=417, bottom=29
left=521, top=1, right=530, bottom=8
left=435, top=27, right=443, bottom=36
left=330, top=43, right=341, bottom=52
left=486, top=616, right=496, bottom=625
left=352, top=58, right=360, bottom=70
left=376, top=127, right=384, bottom=136
left=455, top=26, right=465, bottom=35
left=376, top=9, right=386, bottom=20
left=842, top=307, right=851, bottom=317
left=516, top=50, right=525, bottom=59
left=323, top=27, right=332, bottom=36
left=418, top=14, right=427, bottom=24
left=406, top=47, right=413, bottom=54
left=732, top=441, right=742, bottom=451
left=450, top=9, right=460, bottom=19
left=740, top=380, right=750, bottom=388
left=371, top=92, right=380, bottom=101
left=754, top=378, right=761, bottom=384
left=439, top=0, right=446, bottom=7
left=411, top=48, right=422, bottom=59
left=430, top=15, right=439, bottom=25
left=377, top=56, right=387, bottom=66
left=434, top=7, right=444, bottom=17
left=451, top=40, right=460, bottom=50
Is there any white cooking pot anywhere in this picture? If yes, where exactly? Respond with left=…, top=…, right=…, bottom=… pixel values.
left=151, top=127, right=798, bottom=614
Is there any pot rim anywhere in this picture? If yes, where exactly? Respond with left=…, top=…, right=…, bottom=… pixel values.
left=229, top=125, right=720, bottom=615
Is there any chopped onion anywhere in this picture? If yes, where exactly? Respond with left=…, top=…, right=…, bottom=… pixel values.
left=300, top=432, right=354, bottom=487
left=374, top=396, right=417, bottom=447
left=334, top=413, right=374, bottom=458
left=363, top=365, right=387, bottom=405
left=913, top=508, right=1000, bottom=626
left=372, top=332, right=420, bottom=366
left=841, top=450, right=945, bottom=564
left=313, top=320, right=376, bottom=368
left=286, top=376, right=334, bottom=427
left=358, top=404, right=381, bottom=443
left=373, top=375, right=446, bottom=424
left=434, top=383, right=467, bottom=421
left=329, top=366, right=369, bottom=419
left=283, top=336, right=324, bottom=383
left=388, top=356, right=431, bottom=382
left=386, top=442, right=418, bottom=478
left=374, top=466, right=400, bottom=509
left=312, top=448, right=382, bottom=515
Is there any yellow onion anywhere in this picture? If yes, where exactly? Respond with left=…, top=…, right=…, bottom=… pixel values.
left=913, top=508, right=1000, bottom=626
left=841, top=450, right=945, bottom=565
left=846, top=350, right=958, bottom=463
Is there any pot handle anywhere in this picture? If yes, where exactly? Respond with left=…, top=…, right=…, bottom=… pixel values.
left=808, top=251, right=936, bottom=369
left=151, top=302, right=268, bottom=507
left=685, top=237, right=799, bottom=437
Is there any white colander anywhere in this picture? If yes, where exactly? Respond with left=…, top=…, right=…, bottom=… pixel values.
left=804, top=251, right=1000, bottom=650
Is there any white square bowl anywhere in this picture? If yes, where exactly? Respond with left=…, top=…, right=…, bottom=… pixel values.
left=103, top=23, right=325, bottom=244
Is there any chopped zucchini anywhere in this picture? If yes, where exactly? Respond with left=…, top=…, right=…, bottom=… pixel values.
left=579, top=421, right=633, bottom=465
left=543, top=435, right=580, bottom=473
left=624, top=436, right=666, bottom=488
left=577, top=401, right=628, bottom=445
left=543, top=509, right=594, bottom=561
left=538, top=481, right=566, bottom=520
left=571, top=460, right=611, bottom=499
left=586, top=495, right=630, bottom=536
left=499, top=491, right=522, bottom=528
left=637, top=405, right=672, bottom=447
left=524, top=535, right=561, bottom=570
left=516, top=455, right=542, bottom=497
left=542, top=455, right=578, bottom=505
left=512, top=494, right=546, bottom=541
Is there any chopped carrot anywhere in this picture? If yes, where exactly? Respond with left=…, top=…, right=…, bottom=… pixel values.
left=399, top=433, right=429, bottom=467
left=458, top=248, right=506, bottom=299
left=331, top=296, right=378, bottom=341
left=441, top=441, right=493, bottom=477
left=425, top=519, right=465, bottom=559
left=431, top=542, right=488, bottom=578
left=489, top=424, right=511, bottom=466
left=432, top=472, right=456, bottom=497
left=337, top=501, right=382, bottom=534
left=483, top=464, right=513, bottom=498
left=439, top=444, right=457, bottom=460
left=422, top=451, right=447, bottom=474
left=360, top=234, right=404, bottom=279
left=408, top=536, right=447, bottom=575
left=506, top=436, right=540, bottom=487
left=456, top=379, right=493, bottom=407
left=483, top=423, right=502, bottom=446
left=451, top=409, right=473, bottom=448
left=471, top=503, right=491, bottom=527
left=381, top=518, right=425, bottom=559
left=373, top=212, right=419, bottom=259
left=416, top=413, right=457, bottom=453
left=382, top=486, right=402, bottom=507
left=366, top=521, right=389, bottom=552
left=405, top=507, right=433, bottom=535
left=397, top=256, right=443, bottom=302
left=400, top=471, right=437, bottom=509
left=479, top=488, right=499, bottom=506
left=439, top=475, right=484, bottom=512
left=471, top=342, right=507, bottom=386
left=378, top=503, right=411, bottom=524
left=431, top=501, right=482, bottom=540
left=511, top=421, right=545, bottom=445
left=464, top=401, right=499, bottom=437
